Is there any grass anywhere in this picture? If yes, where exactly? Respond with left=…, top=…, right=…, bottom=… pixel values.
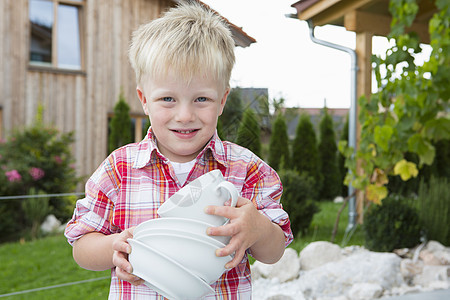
left=0, top=234, right=110, bottom=299
left=288, top=201, right=365, bottom=253
left=0, top=201, right=364, bottom=299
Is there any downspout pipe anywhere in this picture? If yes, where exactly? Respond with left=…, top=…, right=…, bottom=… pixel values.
left=306, top=20, right=358, bottom=233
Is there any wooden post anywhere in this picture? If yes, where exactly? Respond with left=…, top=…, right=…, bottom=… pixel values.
left=355, top=31, right=373, bottom=224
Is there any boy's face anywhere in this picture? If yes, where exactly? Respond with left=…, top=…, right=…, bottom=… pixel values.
left=137, top=71, right=229, bottom=163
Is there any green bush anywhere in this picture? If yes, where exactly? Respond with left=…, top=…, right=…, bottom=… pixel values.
left=418, top=177, right=449, bottom=246
left=0, top=110, right=80, bottom=242
left=236, top=108, right=261, bottom=157
left=338, top=115, right=349, bottom=196
left=268, top=114, right=290, bottom=171
left=292, top=114, right=321, bottom=194
left=318, top=109, right=340, bottom=200
left=109, top=91, right=133, bottom=153
left=364, top=196, right=421, bottom=252
left=279, top=169, right=319, bottom=236
left=22, top=189, right=50, bottom=240
left=219, top=88, right=243, bottom=142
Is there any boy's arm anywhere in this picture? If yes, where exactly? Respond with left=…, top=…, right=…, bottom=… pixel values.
left=72, top=229, right=144, bottom=285
left=205, top=196, right=286, bottom=269
left=72, top=232, right=117, bottom=271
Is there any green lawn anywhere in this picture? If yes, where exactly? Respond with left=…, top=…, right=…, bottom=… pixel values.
left=288, top=201, right=365, bottom=252
left=0, top=201, right=364, bottom=299
left=0, top=235, right=110, bottom=299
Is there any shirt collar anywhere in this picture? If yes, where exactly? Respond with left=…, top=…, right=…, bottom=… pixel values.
left=133, top=128, right=227, bottom=169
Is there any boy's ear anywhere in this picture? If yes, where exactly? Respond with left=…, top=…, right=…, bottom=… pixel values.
left=218, top=88, right=230, bottom=116
left=137, top=86, right=149, bottom=115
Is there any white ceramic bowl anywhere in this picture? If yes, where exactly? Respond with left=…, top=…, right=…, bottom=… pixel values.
left=128, top=238, right=215, bottom=299
left=157, top=170, right=238, bottom=227
left=134, top=217, right=231, bottom=245
left=136, top=230, right=232, bottom=284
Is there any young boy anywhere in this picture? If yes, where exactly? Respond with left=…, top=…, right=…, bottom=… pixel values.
left=65, top=2, right=293, bottom=299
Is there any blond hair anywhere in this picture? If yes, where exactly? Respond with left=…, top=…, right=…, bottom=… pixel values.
left=128, top=1, right=235, bottom=88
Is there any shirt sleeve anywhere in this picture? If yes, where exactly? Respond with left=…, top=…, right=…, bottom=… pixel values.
left=240, top=158, right=294, bottom=248
left=64, top=154, right=121, bottom=245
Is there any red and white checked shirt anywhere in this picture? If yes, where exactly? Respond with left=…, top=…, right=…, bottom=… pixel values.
left=65, top=129, right=293, bottom=300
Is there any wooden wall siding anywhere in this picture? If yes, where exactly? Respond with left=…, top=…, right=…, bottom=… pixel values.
left=0, top=0, right=29, bottom=133
left=1, top=0, right=175, bottom=183
left=83, top=0, right=174, bottom=177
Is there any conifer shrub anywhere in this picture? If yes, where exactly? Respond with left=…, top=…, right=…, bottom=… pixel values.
left=217, top=118, right=225, bottom=140
left=219, top=88, right=243, bottom=142
left=364, top=196, right=421, bottom=252
left=318, top=110, right=340, bottom=200
left=338, top=115, right=349, bottom=196
left=292, top=114, right=321, bottom=195
left=278, top=169, right=319, bottom=236
left=418, top=177, right=449, bottom=246
left=268, top=114, right=290, bottom=171
left=236, top=108, right=261, bottom=157
left=109, top=92, right=132, bottom=153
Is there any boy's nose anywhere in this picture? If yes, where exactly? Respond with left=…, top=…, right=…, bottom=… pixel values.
left=175, top=104, right=195, bottom=123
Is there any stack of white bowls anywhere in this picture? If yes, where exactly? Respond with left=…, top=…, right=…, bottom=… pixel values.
left=128, top=170, right=238, bottom=299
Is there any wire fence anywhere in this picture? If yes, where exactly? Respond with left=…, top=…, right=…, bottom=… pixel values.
left=0, top=191, right=107, bottom=298
left=0, top=192, right=85, bottom=201
left=0, top=276, right=110, bottom=298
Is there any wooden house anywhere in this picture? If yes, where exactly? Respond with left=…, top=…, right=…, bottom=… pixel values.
left=0, top=0, right=255, bottom=182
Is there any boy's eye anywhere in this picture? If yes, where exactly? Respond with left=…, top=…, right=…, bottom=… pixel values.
left=195, top=97, right=208, bottom=102
left=162, top=97, right=174, bottom=102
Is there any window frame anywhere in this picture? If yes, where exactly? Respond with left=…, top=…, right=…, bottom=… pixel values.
left=28, top=0, right=86, bottom=72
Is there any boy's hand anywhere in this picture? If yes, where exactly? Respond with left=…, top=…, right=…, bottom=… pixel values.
left=205, top=196, right=267, bottom=270
left=112, top=227, right=145, bottom=286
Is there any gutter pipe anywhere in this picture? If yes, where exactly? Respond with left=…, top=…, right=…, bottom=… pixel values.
left=306, top=20, right=358, bottom=234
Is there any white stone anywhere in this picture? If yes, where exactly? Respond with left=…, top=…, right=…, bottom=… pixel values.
left=297, top=251, right=404, bottom=298
left=425, top=240, right=446, bottom=252
left=347, top=283, right=383, bottom=300
left=266, top=295, right=295, bottom=300
left=400, top=258, right=424, bottom=283
left=40, top=214, right=62, bottom=234
left=316, top=296, right=348, bottom=300
left=413, top=265, right=450, bottom=286
left=421, top=241, right=450, bottom=265
left=333, top=196, right=344, bottom=203
left=427, top=280, right=450, bottom=290
left=251, top=248, right=300, bottom=283
left=252, top=277, right=305, bottom=300
left=299, top=241, right=343, bottom=270
left=387, top=284, right=423, bottom=296
left=420, top=249, right=443, bottom=266
left=341, top=245, right=368, bottom=257
left=433, top=250, right=450, bottom=265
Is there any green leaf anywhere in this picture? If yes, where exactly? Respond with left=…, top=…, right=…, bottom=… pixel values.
left=407, top=134, right=436, bottom=165
left=366, top=184, right=388, bottom=204
left=394, top=159, right=418, bottom=181
left=374, top=125, right=394, bottom=152
left=423, top=118, right=450, bottom=141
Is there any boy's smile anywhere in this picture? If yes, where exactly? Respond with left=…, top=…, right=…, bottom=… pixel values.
left=137, top=71, right=229, bottom=163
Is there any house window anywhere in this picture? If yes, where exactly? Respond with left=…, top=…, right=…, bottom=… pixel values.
left=29, top=0, right=84, bottom=70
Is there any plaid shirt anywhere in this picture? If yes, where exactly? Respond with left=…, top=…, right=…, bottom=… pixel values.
left=65, top=129, right=293, bottom=300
